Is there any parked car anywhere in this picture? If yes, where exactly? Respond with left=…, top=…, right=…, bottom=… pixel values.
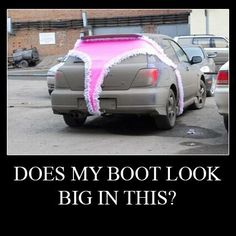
left=51, top=34, right=207, bottom=130
left=174, top=35, right=229, bottom=72
left=182, top=45, right=217, bottom=96
left=47, top=55, right=68, bottom=95
left=214, top=61, right=229, bottom=131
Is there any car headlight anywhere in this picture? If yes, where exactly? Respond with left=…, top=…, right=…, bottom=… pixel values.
left=200, top=66, right=210, bottom=73
left=47, top=71, right=56, bottom=77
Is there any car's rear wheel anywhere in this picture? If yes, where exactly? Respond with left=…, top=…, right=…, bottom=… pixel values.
left=63, top=114, right=87, bottom=127
left=191, top=80, right=206, bottom=109
left=153, top=89, right=177, bottom=130
left=48, top=89, right=53, bottom=95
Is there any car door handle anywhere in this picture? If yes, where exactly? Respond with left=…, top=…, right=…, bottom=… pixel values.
left=186, top=66, right=190, bottom=71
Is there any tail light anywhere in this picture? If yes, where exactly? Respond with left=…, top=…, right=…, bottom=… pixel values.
left=143, top=69, right=159, bottom=86
left=54, top=70, right=69, bottom=89
left=216, top=70, right=229, bottom=85
left=132, top=69, right=159, bottom=87
left=149, top=69, right=158, bottom=85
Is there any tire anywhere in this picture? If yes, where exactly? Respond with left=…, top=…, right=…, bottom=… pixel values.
left=48, top=89, right=53, bottom=95
left=207, top=89, right=214, bottom=97
left=207, top=79, right=216, bottom=97
left=153, top=89, right=177, bottom=130
left=223, top=115, right=228, bottom=131
left=63, top=114, right=87, bottom=127
left=18, top=60, right=29, bottom=68
left=191, top=80, right=206, bottom=109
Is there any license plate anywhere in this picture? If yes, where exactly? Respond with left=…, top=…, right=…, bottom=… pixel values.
left=78, top=98, right=116, bottom=110
left=100, top=99, right=116, bottom=110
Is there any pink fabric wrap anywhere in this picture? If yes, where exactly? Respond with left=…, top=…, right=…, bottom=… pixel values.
left=68, top=35, right=184, bottom=115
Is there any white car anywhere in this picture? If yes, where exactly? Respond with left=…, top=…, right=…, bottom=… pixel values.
left=47, top=56, right=68, bottom=95
left=174, top=35, right=229, bottom=72
left=182, top=45, right=217, bottom=97
left=214, top=61, right=229, bottom=131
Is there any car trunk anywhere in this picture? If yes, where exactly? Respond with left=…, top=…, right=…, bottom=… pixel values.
left=61, top=54, right=147, bottom=91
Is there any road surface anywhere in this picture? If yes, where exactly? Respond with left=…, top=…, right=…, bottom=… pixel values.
left=7, top=76, right=229, bottom=155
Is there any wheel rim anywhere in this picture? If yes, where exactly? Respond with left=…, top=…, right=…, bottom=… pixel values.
left=210, top=79, right=216, bottom=95
left=197, top=82, right=206, bottom=104
left=167, top=92, right=176, bottom=125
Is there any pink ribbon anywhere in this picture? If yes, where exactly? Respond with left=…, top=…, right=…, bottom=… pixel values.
left=68, top=35, right=184, bottom=115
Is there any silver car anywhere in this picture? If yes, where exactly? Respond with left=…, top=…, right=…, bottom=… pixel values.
left=51, top=34, right=207, bottom=130
left=182, top=45, right=217, bottom=96
left=215, top=61, right=229, bottom=131
left=47, top=56, right=68, bottom=95
left=174, top=35, right=229, bottom=72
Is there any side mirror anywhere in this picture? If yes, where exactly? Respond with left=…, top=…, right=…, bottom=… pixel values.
left=207, top=52, right=217, bottom=58
left=57, top=57, right=63, bottom=62
left=191, top=56, right=202, bottom=64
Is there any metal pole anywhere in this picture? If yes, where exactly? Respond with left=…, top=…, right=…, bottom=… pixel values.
left=82, top=11, right=87, bottom=28
left=205, top=9, right=209, bottom=34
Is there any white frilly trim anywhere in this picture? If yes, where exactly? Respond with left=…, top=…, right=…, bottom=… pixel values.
left=140, top=36, right=184, bottom=114
left=68, top=49, right=94, bottom=114
left=74, top=39, right=82, bottom=49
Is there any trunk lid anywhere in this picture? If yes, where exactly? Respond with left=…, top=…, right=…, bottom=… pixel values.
left=61, top=54, right=147, bottom=91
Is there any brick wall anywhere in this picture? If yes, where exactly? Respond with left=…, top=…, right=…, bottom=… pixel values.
left=143, top=24, right=156, bottom=33
left=8, top=9, right=190, bottom=22
left=8, top=29, right=83, bottom=57
left=7, top=9, right=190, bottom=57
left=8, top=24, right=159, bottom=57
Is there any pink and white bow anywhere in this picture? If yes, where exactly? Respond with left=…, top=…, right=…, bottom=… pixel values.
left=68, top=34, right=184, bottom=115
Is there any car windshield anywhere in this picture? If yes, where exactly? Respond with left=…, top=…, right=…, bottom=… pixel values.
left=183, top=47, right=205, bottom=60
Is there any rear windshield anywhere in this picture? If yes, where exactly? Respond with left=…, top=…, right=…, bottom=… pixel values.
left=64, top=55, right=83, bottom=64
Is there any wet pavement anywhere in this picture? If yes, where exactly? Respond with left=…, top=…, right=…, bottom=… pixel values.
left=7, top=78, right=229, bottom=155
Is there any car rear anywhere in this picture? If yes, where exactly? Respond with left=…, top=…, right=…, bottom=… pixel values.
left=214, top=61, right=229, bottom=130
left=47, top=56, right=68, bottom=95
left=51, top=53, right=171, bottom=116
left=52, top=34, right=176, bottom=116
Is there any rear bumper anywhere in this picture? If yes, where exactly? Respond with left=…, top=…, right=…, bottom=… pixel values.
left=51, top=87, right=169, bottom=116
left=214, top=86, right=229, bottom=115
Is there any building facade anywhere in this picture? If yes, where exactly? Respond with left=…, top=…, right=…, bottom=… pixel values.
left=189, top=9, right=229, bottom=38
left=7, top=9, right=191, bottom=57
